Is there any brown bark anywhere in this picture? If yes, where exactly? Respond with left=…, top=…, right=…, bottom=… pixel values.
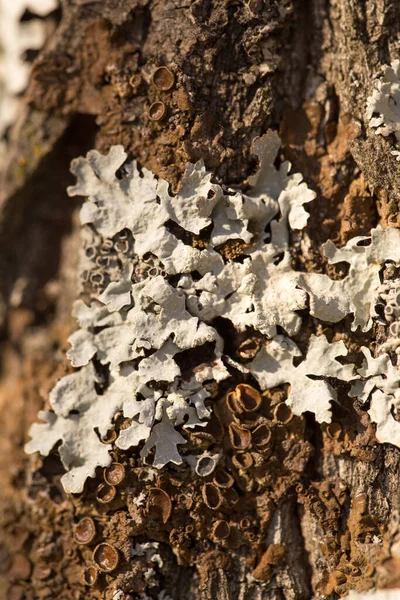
left=1, top=1, right=399, bottom=599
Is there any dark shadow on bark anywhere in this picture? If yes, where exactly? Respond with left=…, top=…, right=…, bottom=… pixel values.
left=0, top=114, right=97, bottom=336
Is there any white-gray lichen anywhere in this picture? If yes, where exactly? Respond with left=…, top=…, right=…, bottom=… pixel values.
left=300, top=227, right=400, bottom=331
left=0, top=0, right=57, bottom=151
left=249, top=334, right=356, bottom=424
left=366, top=59, right=400, bottom=160
left=373, top=279, right=400, bottom=357
left=25, top=130, right=400, bottom=493
left=350, top=347, right=400, bottom=447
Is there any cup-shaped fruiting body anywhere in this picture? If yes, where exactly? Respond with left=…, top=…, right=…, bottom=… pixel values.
left=213, top=469, right=234, bottom=489
left=96, top=483, right=117, bottom=504
left=129, top=74, right=142, bottom=89
left=326, top=422, right=343, bottom=440
left=334, top=584, right=349, bottom=596
left=85, top=246, right=96, bottom=259
left=224, top=487, right=239, bottom=507
left=229, top=423, right=251, bottom=450
left=239, top=518, right=251, bottom=530
left=99, top=245, right=113, bottom=257
left=385, top=304, right=395, bottom=319
left=232, top=452, right=253, bottom=470
left=235, top=384, right=262, bottom=413
left=147, top=487, right=172, bottom=523
left=273, top=403, right=293, bottom=424
left=90, top=271, right=104, bottom=286
left=251, top=424, right=272, bottom=449
left=148, top=101, right=166, bottom=121
left=148, top=266, right=163, bottom=277
left=232, top=410, right=259, bottom=430
left=152, top=66, right=175, bottom=91
left=82, top=565, right=99, bottom=586
left=100, top=430, right=117, bottom=445
left=92, top=543, right=119, bottom=573
left=195, top=454, right=218, bottom=477
left=96, top=254, right=110, bottom=269
left=212, top=520, right=231, bottom=542
left=202, top=483, right=224, bottom=510
left=104, top=463, right=126, bottom=486
left=237, top=338, right=261, bottom=360
left=115, top=239, right=130, bottom=254
left=74, top=517, right=96, bottom=545
left=333, top=571, right=348, bottom=585
left=226, top=390, right=244, bottom=415
left=389, top=321, right=400, bottom=336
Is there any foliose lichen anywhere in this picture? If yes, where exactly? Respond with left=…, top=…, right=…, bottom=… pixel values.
left=0, top=0, right=57, bottom=151
left=25, top=130, right=400, bottom=494
left=366, top=59, right=400, bottom=160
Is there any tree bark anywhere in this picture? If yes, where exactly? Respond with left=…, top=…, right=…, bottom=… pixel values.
left=1, top=1, right=399, bottom=599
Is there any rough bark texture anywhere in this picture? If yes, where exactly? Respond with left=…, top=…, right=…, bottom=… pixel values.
left=1, top=1, right=400, bottom=599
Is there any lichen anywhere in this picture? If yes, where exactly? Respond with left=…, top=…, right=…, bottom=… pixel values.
left=372, top=278, right=400, bottom=357
left=25, top=363, right=125, bottom=494
left=350, top=348, right=400, bottom=446
left=0, top=0, right=57, bottom=152
left=300, top=227, right=400, bottom=331
left=25, top=130, right=400, bottom=495
left=366, top=60, right=400, bottom=160
left=249, top=334, right=356, bottom=423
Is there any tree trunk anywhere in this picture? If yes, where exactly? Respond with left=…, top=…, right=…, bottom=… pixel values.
left=1, top=1, right=399, bottom=599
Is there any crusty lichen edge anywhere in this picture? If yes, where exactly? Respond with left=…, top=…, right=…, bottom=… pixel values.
left=25, top=128, right=400, bottom=494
